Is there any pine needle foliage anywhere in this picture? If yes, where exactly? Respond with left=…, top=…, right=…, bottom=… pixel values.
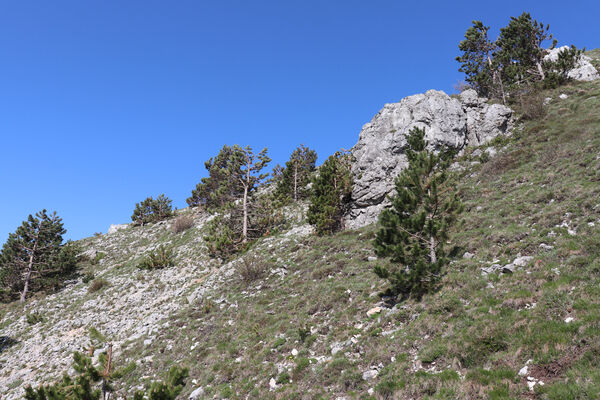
left=0, top=210, right=77, bottom=303
left=194, top=145, right=278, bottom=258
left=24, top=349, right=188, bottom=400
left=373, top=127, right=463, bottom=301
left=307, top=150, right=353, bottom=236
left=131, top=195, right=173, bottom=226
left=456, top=12, right=584, bottom=102
left=137, top=246, right=175, bottom=270
left=274, top=144, right=318, bottom=203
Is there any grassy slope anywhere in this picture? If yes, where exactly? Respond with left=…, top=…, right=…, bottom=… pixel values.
left=113, top=69, right=600, bottom=399
left=2, top=53, right=599, bottom=399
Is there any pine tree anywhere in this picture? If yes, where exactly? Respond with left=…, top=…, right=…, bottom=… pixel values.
left=373, top=127, right=463, bottom=301
left=307, top=150, right=353, bottom=235
left=456, top=21, right=506, bottom=103
left=496, top=12, right=555, bottom=87
left=275, top=145, right=318, bottom=202
left=236, top=146, right=271, bottom=242
left=25, top=346, right=188, bottom=400
left=131, top=195, right=173, bottom=225
left=198, top=145, right=273, bottom=257
left=186, top=145, right=246, bottom=210
left=0, top=210, right=76, bottom=303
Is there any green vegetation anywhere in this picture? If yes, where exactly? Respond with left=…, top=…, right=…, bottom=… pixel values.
left=108, top=75, right=600, bottom=398
left=137, top=246, right=175, bottom=270
left=274, top=144, right=318, bottom=203
left=24, top=348, right=188, bottom=400
left=0, top=210, right=78, bottom=303
left=88, top=277, right=109, bottom=293
left=374, top=127, right=463, bottom=300
left=131, top=194, right=174, bottom=226
left=457, top=12, right=584, bottom=102
left=307, top=150, right=353, bottom=235
left=189, top=144, right=276, bottom=258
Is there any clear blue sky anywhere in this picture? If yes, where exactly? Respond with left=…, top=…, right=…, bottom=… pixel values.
left=1, top=0, right=598, bottom=241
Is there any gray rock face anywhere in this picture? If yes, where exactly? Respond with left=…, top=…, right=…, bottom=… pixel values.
left=346, top=89, right=512, bottom=228
left=543, top=46, right=600, bottom=82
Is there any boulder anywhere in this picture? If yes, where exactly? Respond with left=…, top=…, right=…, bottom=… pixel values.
left=346, top=89, right=512, bottom=228
left=543, top=46, right=600, bottom=82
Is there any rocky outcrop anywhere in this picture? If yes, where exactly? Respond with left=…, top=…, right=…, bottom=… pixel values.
left=346, top=89, right=512, bottom=228
left=543, top=46, right=600, bottom=82
left=107, top=223, right=128, bottom=234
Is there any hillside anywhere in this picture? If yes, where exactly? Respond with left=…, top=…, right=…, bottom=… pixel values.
left=1, top=53, right=600, bottom=400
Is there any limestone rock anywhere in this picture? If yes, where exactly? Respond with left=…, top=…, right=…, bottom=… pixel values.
left=367, top=306, right=382, bottom=316
left=189, top=386, right=205, bottom=399
left=107, top=224, right=128, bottom=234
left=362, top=368, right=379, bottom=380
left=346, top=89, right=512, bottom=228
left=544, top=46, right=600, bottom=81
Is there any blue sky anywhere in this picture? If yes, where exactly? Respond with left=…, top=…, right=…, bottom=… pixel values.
left=1, top=0, right=598, bottom=241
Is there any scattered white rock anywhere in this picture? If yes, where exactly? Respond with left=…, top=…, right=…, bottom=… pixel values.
left=367, top=306, right=382, bottom=317
left=539, top=243, right=554, bottom=250
left=189, top=386, right=205, bottom=399
left=512, top=256, right=534, bottom=267
left=331, top=343, right=344, bottom=356
left=269, top=377, right=277, bottom=390
left=565, top=317, right=574, bottom=323
left=291, top=348, right=298, bottom=357
left=544, top=46, right=600, bottom=81
left=559, top=93, right=569, bottom=99
left=463, top=252, right=475, bottom=259
left=362, top=369, right=379, bottom=380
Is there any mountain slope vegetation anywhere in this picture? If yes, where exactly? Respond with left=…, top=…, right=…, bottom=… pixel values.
left=1, top=52, right=600, bottom=400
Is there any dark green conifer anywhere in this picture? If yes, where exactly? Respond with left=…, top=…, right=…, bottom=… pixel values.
left=0, top=210, right=76, bottom=302
left=275, top=145, right=318, bottom=202
left=373, top=127, right=463, bottom=301
left=131, top=195, right=173, bottom=225
left=307, top=150, right=353, bottom=235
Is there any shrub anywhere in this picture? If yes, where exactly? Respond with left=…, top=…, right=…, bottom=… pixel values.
left=82, top=271, right=95, bottom=284
left=137, top=246, right=175, bottom=270
left=171, top=216, right=194, bottom=233
left=26, top=312, right=44, bottom=325
left=88, top=278, right=109, bottom=293
left=131, top=194, right=174, bottom=225
left=237, top=255, right=267, bottom=282
left=519, top=90, right=546, bottom=120
left=91, top=251, right=106, bottom=265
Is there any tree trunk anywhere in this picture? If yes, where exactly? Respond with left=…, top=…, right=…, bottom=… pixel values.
left=20, top=253, right=34, bottom=303
left=429, top=235, right=437, bottom=264
left=242, top=166, right=250, bottom=243
left=102, top=343, right=113, bottom=400
left=536, top=61, right=545, bottom=80
left=293, top=164, right=298, bottom=201
left=20, top=231, right=39, bottom=303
